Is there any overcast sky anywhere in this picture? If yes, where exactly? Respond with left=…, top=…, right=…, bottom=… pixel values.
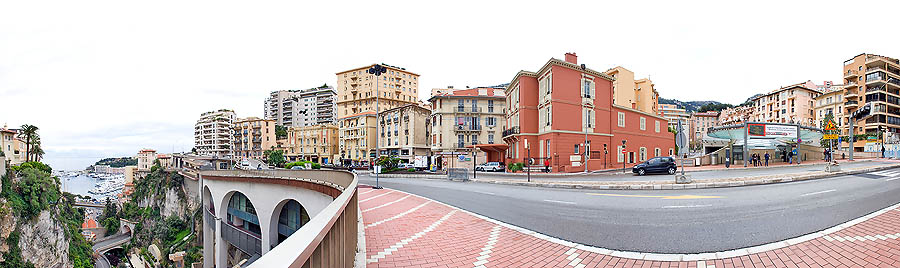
left=2, top=1, right=898, bottom=170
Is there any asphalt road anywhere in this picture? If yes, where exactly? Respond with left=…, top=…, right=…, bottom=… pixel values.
left=472, top=160, right=891, bottom=182
left=359, top=168, right=900, bottom=253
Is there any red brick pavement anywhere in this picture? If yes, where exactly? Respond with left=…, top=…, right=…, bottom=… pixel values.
left=359, top=185, right=900, bottom=268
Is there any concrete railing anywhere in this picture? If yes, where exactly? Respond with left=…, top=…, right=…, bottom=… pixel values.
left=246, top=170, right=358, bottom=268
left=201, top=169, right=354, bottom=193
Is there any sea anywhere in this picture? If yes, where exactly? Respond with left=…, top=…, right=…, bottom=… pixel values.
left=60, top=174, right=114, bottom=202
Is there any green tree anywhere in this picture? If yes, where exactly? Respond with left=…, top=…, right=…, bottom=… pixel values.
left=265, top=149, right=285, bottom=167
left=28, top=136, right=43, bottom=162
left=275, top=125, right=288, bottom=139
left=668, top=126, right=680, bottom=155
left=820, top=112, right=837, bottom=147
left=99, top=197, right=120, bottom=234
left=17, top=124, right=38, bottom=162
left=697, top=103, right=734, bottom=113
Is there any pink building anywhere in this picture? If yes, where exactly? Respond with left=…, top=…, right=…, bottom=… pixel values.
left=502, top=53, right=674, bottom=172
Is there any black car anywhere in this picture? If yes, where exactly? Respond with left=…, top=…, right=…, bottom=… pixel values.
left=631, top=157, right=677, bottom=176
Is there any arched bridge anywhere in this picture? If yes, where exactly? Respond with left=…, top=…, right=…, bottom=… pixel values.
left=92, top=219, right=137, bottom=253
left=201, top=169, right=358, bottom=268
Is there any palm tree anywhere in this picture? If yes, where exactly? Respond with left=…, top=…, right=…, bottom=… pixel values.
left=17, top=124, right=38, bottom=162
left=29, top=136, right=44, bottom=162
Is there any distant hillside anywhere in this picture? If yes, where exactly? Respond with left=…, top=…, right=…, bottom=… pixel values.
left=94, top=157, right=137, bottom=168
left=659, top=98, right=727, bottom=113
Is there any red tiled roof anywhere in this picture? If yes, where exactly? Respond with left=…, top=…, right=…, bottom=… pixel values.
left=82, top=218, right=98, bottom=229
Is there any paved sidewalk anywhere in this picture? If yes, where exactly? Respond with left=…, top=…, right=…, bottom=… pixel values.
left=359, top=185, right=900, bottom=268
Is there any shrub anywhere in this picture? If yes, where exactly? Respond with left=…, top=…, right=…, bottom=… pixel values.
left=507, top=163, right=523, bottom=172
left=312, top=163, right=321, bottom=169
left=407, top=168, right=416, bottom=172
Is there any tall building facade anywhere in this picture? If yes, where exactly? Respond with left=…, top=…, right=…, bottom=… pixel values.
left=605, top=66, right=659, bottom=115
left=335, top=64, right=421, bottom=165
left=377, top=104, right=431, bottom=163
left=136, top=148, right=157, bottom=172
left=814, top=88, right=847, bottom=135
left=717, top=106, right=753, bottom=126
left=264, top=86, right=337, bottom=127
left=194, top=109, right=236, bottom=157
left=233, top=117, right=276, bottom=160
left=0, top=126, right=26, bottom=165
left=658, top=104, right=690, bottom=129
left=689, top=112, right=719, bottom=142
left=503, top=53, right=674, bottom=172
left=841, top=53, right=900, bottom=151
left=429, top=87, right=507, bottom=169
left=750, top=83, right=821, bottom=126
left=282, top=124, right=339, bottom=164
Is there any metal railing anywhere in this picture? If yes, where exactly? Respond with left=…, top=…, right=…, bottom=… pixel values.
left=502, top=126, right=519, bottom=137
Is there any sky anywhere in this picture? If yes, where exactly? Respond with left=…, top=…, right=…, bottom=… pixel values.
left=2, top=1, right=899, bottom=170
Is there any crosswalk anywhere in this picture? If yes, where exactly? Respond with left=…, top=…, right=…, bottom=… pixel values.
left=869, top=169, right=900, bottom=178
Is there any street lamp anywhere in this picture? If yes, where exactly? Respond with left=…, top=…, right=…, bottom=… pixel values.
left=368, top=64, right=387, bottom=189
left=621, top=140, right=627, bottom=173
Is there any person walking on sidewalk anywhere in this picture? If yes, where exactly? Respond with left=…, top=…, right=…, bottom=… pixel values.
left=544, top=158, right=550, bottom=173
left=764, top=152, right=770, bottom=166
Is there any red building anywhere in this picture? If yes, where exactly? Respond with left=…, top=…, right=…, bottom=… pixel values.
left=502, top=53, right=674, bottom=172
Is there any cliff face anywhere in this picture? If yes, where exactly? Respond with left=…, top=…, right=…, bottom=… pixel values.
left=0, top=199, right=15, bottom=261
left=18, top=211, right=70, bottom=268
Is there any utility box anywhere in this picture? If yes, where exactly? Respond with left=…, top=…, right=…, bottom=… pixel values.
left=447, top=168, right=469, bottom=181
left=825, top=163, right=841, bottom=173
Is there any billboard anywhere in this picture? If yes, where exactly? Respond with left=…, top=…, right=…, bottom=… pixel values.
left=748, top=124, right=798, bottom=138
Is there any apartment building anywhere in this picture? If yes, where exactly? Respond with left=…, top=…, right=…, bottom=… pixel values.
left=428, top=87, right=506, bottom=169
left=338, top=112, right=376, bottom=166
left=335, top=64, right=421, bottom=165
left=814, top=87, right=847, bottom=135
left=194, top=109, right=236, bottom=157
left=718, top=106, right=753, bottom=126
left=264, top=86, right=337, bottom=127
left=282, top=124, right=339, bottom=164
left=0, top=127, right=26, bottom=165
left=503, top=53, right=674, bottom=172
left=690, top=112, right=719, bottom=142
left=659, top=104, right=691, bottom=129
left=750, top=82, right=821, bottom=126
left=377, top=104, right=431, bottom=163
left=136, top=149, right=157, bottom=172
left=233, top=117, right=276, bottom=160
left=841, top=53, right=900, bottom=151
left=605, top=66, right=659, bottom=115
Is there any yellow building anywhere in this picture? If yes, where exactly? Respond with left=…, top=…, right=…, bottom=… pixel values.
left=136, top=149, right=157, bottom=172
left=377, top=104, right=431, bottom=162
left=0, top=127, right=26, bottom=165
left=605, top=66, right=659, bottom=115
left=750, top=81, right=821, bottom=126
left=428, top=87, right=506, bottom=169
left=335, top=64, right=422, bottom=165
left=233, top=117, right=277, bottom=160
left=282, top=124, right=339, bottom=164
left=814, top=87, right=847, bottom=135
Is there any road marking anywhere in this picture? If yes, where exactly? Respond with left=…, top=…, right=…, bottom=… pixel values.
left=472, top=190, right=496, bottom=195
left=886, top=176, right=900, bottom=182
left=800, top=189, right=836, bottom=197
left=472, top=226, right=502, bottom=267
left=360, top=190, right=393, bottom=203
left=362, top=195, right=411, bottom=213
left=543, top=199, right=576, bottom=205
left=662, top=205, right=713, bottom=209
left=366, top=201, right=432, bottom=228
left=871, top=170, right=900, bottom=177
left=360, top=189, right=375, bottom=195
left=586, top=193, right=723, bottom=199
left=367, top=210, right=457, bottom=263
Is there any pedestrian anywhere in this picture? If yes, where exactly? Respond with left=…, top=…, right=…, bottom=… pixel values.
left=788, top=151, right=793, bottom=164
left=755, top=154, right=759, bottom=167
left=544, top=158, right=551, bottom=173
left=764, top=152, right=770, bottom=166
left=842, top=152, right=846, bottom=159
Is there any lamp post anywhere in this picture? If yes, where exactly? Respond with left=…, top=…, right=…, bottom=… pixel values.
left=603, top=144, right=608, bottom=170
left=368, top=64, right=387, bottom=189
left=525, top=139, right=531, bottom=183
left=621, top=140, right=627, bottom=173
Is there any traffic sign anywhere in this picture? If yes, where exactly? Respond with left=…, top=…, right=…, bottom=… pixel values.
left=824, top=120, right=837, bottom=131
left=621, top=149, right=626, bottom=154
left=823, top=134, right=838, bottom=140
left=675, top=119, right=687, bottom=148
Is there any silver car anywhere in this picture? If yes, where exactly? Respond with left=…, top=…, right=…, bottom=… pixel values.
left=475, top=162, right=504, bottom=172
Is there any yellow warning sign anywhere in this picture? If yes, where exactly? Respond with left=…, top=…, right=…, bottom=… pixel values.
left=823, top=134, right=839, bottom=140
left=824, top=120, right=837, bottom=131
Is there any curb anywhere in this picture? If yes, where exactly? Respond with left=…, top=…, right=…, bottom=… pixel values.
left=361, top=183, right=900, bottom=262
left=469, top=163, right=900, bottom=190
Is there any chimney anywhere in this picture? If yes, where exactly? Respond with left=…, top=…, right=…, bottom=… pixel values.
left=564, top=52, right=577, bottom=64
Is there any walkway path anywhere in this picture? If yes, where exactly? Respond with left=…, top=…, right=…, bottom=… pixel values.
left=360, top=184, right=900, bottom=267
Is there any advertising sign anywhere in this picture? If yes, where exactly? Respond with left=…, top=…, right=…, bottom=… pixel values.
left=748, top=124, right=798, bottom=138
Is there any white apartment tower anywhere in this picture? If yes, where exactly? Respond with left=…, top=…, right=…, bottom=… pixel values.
left=264, top=86, right=337, bottom=127
left=194, top=109, right=236, bottom=157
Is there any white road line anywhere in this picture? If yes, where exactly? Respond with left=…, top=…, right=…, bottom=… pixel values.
left=362, top=195, right=411, bottom=213
left=360, top=190, right=393, bottom=203
left=367, top=210, right=457, bottom=263
left=359, top=189, right=375, bottom=195
left=472, top=226, right=502, bottom=268
left=662, top=205, right=712, bottom=209
left=800, top=189, right=836, bottom=197
left=472, top=190, right=496, bottom=195
left=366, top=201, right=432, bottom=228
left=886, top=176, right=900, bottom=182
left=543, top=199, right=576, bottom=205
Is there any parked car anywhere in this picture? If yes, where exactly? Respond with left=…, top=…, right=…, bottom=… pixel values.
left=632, top=157, right=677, bottom=175
left=291, top=166, right=306, bottom=170
left=475, top=162, right=505, bottom=172
left=398, top=163, right=415, bottom=169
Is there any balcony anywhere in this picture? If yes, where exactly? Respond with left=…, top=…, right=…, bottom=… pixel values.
left=844, top=70, right=859, bottom=79
left=455, top=125, right=482, bottom=132
left=846, top=81, right=858, bottom=88
left=502, top=126, right=519, bottom=137
left=844, top=91, right=858, bottom=99
left=845, top=100, right=858, bottom=108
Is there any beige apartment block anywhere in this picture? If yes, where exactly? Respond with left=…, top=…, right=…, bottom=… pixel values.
left=233, top=117, right=276, bottom=160
left=718, top=106, right=753, bottom=126
left=335, top=64, right=421, bottom=165
left=136, top=148, right=157, bottom=172
left=605, top=66, right=659, bottom=115
left=690, top=112, right=719, bottom=143
left=377, top=104, right=431, bottom=162
left=750, top=82, right=821, bottom=126
left=194, top=109, right=236, bottom=157
left=658, top=104, right=690, bottom=129
left=428, top=87, right=506, bottom=169
left=841, top=53, right=900, bottom=151
left=282, top=124, right=339, bottom=164
left=264, top=86, right=336, bottom=127
left=338, top=112, right=377, bottom=166
left=0, top=126, right=26, bottom=165
left=814, top=87, right=847, bottom=135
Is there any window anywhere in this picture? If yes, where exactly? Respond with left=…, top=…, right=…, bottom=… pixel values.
left=488, top=134, right=494, bottom=144
left=640, top=117, right=646, bottom=130
left=574, top=144, right=579, bottom=154
left=668, top=148, right=674, bottom=156
left=617, top=145, right=625, bottom=162
left=655, top=148, right=661, bottom=157
left=618, top=112, right=625, bottom=127
left=640, top=147, right=647, bottom=161
left=471, top=135, right=478, bottom=145
left=655, top=121, right=661, bottom=133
